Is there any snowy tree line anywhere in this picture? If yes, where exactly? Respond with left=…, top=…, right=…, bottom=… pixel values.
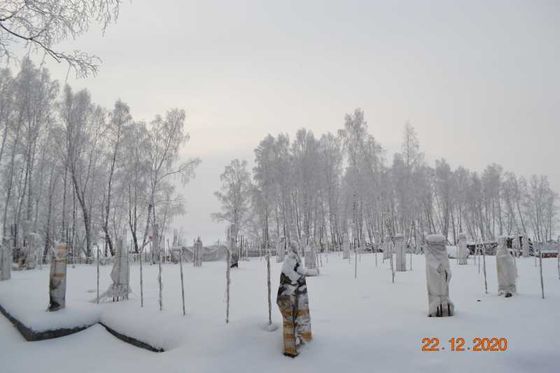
left=215, top=109, right=558, bottom=249
left=0, top=59, right=199, bottom=261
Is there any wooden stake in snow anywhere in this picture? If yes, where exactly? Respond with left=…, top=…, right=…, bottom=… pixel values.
left=226, top=243, right=231, bottom=324
left=155, top=224, right=163, bottom=311
left=354, top=241, right=358, bottom=279
left=140, top=245, right=144, bottom=308
left=539, top=249, right=545, bottom=299
left=390, top=242, right=395, bottom=284
left=96, top=246, right=100, bottom=304
left=477, top=245, right=481, bottom=274
left=266, top=241, right=272, bottom=326
left=482, top=243, right=488, bottom=294
left=179, top=249, right=186, bottom=316
left=125, top=236, right=130, bottom=301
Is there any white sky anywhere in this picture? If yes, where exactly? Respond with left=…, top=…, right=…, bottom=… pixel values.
left=31, top=0, right=560, bottom=243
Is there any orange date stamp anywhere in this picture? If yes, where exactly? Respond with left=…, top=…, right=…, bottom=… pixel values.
left=421, top=337, right=508, bottom=352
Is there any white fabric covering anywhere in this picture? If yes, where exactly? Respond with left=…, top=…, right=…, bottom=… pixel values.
left=193, top=238, right=203, bottom=266
left=512, top=236, right=521, bottom=256
left=496, top=237, right=517, bottom=295
left=99, top=240, right=130, bottom=301
left=382, top=236, right=392, bottom=260
left=394, top=234, right=406, bottom=271
left=48, top=244, right=68, bottom=311
left=0, top=238, right=11, bottom=280
left=425, top=234, right=454, bottom=317
left=522, top=236, right=530, bottom=257
left=457, top=233, right=468, bottom=265
left=342, top=235, right=350, bottom=259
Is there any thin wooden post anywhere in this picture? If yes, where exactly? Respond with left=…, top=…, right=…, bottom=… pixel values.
left=139, top=247, right=144, bottom=307
left=539, top=249, right=545, bottom=299
left=390, top=243, right=395, bottom=284
left=158, top=248, right=163, bottom=311
left=96, top=246, right=100, bottom=304
left=226, top=245, right=231, bottom=324
left=179, top=249, right=186, bottom=316
left=477, top=245, right=481, bottom=274
left=354, top=243, right=358, bottom=279
left=557, top=244, right=559, bottom=280
left=266, top=241, right=272, bottom=326
left=154, top=224, right=162, bottom=311
left=482, top=244, right=488, bottom=294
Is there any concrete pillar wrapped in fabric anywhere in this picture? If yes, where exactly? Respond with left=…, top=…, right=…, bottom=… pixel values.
left=521, top=236, right=530, bottom=257
left=382, top=236, right=392, bottom=260
left=394, top=234, right=406, bottom=271
left=304, top=244, right=317, bottom=270
left=276, top=237, right=286, bottom=263
left=48, top=243, right=68, bottom=311
left=457, top=233, right=468, bottom=265
left=342, top=234, right=350, bottom=259
left=425, top=234, right=454, bottom=317
left=0, top=237, right=12, bottom=280
left=99, top=238, right=130, bottom=301
left=512, top=235, right=521, bottom=257
left=496, top=237, right=517, bottom=297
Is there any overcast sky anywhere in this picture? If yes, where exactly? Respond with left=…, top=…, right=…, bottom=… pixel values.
left=36, top=0, right=559, bottom=243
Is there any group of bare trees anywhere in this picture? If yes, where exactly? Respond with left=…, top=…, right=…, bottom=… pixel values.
left=0, top=59, right=198, bottom=262
left=215, top=109, right=558, bottom=249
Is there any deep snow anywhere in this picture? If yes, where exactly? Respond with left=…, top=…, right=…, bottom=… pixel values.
left=0, top=253, right=558, bottom=373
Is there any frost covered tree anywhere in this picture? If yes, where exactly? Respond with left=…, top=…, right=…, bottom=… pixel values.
left=525, top=175, right=557, bottom=242
left=1, top=58, right=57, bottom=260
left=433, top=159, right=453, bottom=240
left=0, top=0, right=121, bottom=76
left=141, top=109, right=200, bottom=254
left=0, top=60, right=199, bottom=263
left=318, top=133, right=343, bottom=249
left=236, top=108, right=558, bottom=249
left=121, top=121, right=150, bottom=253
left=252, top=135, right=277, bottom=247
left=392, top=123, right=424, bottom=246
left=101, top=100, right=130, bottom=256
left=60, top=85, right=105, bottom=260
left=212, top=159, right=252, bottom=242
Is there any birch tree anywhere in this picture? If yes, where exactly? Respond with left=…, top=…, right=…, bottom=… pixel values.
left=0, top=0, right=122, bottom=76
left=212, top=159, right=252, bottom=242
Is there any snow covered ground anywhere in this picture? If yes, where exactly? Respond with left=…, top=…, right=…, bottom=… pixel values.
left=0, top=253, right=558, bottom=373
